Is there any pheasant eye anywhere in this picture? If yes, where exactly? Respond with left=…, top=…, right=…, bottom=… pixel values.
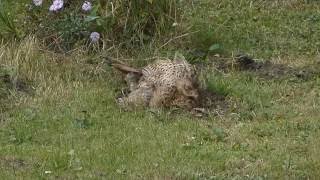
left=185, top=85, right=192, bottom=90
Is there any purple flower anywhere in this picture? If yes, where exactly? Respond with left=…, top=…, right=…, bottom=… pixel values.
left=90, top=32, right=100, bottom=43
left=82, top=1, right=92, bottom=12
left=33, top=0, right=43, bottom=6
left=49, top=0, right=64, bottom=12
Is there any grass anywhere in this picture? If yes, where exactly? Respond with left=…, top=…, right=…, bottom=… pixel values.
left=1, top=0, right=320, bottom=179
left=184, top=0, right=320, bottom=59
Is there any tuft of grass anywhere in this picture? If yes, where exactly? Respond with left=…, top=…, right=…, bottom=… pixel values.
left=0, top=1, right=25, bottom=40
left=206, top=73, right=231, bottom=96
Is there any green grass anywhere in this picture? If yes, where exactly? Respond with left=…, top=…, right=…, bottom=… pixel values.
left=1, top=0, right=320, bottom=179
left=184, top=0, right=320, bottom=59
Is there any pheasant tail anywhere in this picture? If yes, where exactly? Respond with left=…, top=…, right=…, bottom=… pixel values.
left=105, top=57, right=142, bottom=75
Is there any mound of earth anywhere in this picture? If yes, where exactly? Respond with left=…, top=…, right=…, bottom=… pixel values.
left=211, top=54, right=320, bottom=80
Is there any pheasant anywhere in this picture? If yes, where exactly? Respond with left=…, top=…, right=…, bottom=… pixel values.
left=107, top=57, right=199, bottom=109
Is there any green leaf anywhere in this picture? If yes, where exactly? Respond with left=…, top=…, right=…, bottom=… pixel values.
left=84, top=16, right=99, bottom=22
left=212, top=127, right=226, bottom=141
left=97, top=19, right=104, bottom=26
left=208, top=43, right=221, bottom=51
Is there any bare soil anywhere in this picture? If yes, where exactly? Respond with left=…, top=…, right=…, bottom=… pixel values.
left=0, top=156, right=28, bottom=171
left=212, top=54, right=320, bottom=81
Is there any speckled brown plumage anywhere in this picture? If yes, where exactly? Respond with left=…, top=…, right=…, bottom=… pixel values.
left=111, top=58, right=199, bottom=109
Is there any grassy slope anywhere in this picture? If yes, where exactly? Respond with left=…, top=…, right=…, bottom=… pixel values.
left=1, top=0, right=320, bottom=179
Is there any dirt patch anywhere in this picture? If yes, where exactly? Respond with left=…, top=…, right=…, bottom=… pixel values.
left=196, top=88, right=229, bottom=116
left=0, top=156, right=28, bottom=171
left=211, top=54, right=320, bottom=81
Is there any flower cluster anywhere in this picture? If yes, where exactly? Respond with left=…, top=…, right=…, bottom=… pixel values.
left=82, top=1, right=92, bottom=12
left=31, top=0, right=100, bottom=43
left=33, top=0, right=43, bottom=6
left=90, top=32, right=100, bottom=43
left=49, top=0, right=64, bottom=12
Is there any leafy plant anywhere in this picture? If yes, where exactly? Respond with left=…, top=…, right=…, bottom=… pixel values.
left=20, top=0, right=180, bottom=51
left=0, top=1, right=23, bottom=39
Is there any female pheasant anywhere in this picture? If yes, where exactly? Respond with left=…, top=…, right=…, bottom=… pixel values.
left=108, top=57, right=199, bottom=109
